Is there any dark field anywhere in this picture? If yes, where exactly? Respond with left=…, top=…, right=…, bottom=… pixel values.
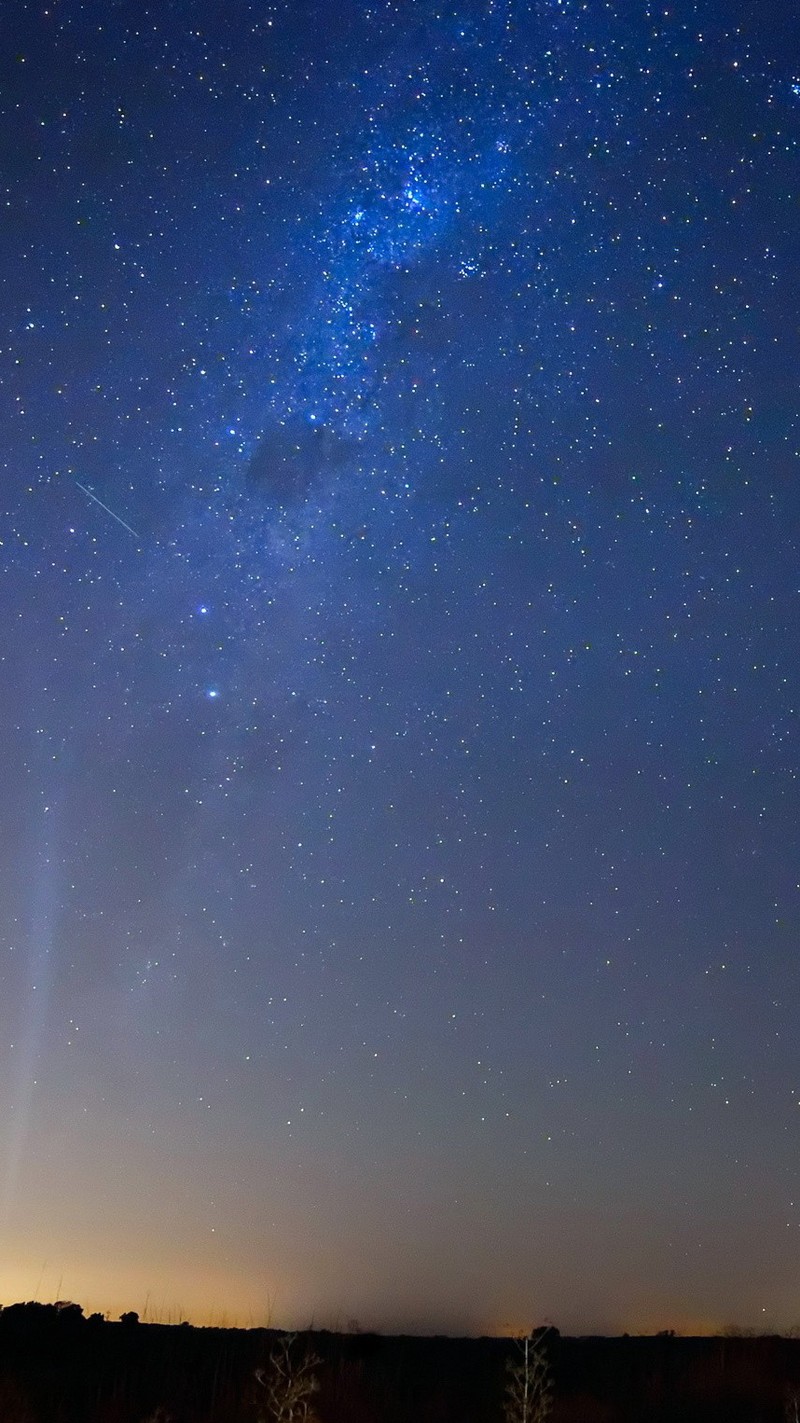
left=2, top=1304, right=800, bottom=1422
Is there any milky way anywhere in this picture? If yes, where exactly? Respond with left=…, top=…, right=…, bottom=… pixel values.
left=1, top=0, right=799, bottom=1332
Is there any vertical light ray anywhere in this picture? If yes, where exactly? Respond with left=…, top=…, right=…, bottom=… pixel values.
left=2, top=809, right=59, bottom=1226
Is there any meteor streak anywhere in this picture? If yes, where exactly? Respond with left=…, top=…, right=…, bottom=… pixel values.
left=75, top=481, right=140, bottom=540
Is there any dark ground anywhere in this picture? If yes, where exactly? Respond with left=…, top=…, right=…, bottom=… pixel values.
left=1, top=1303, right=799, bottom=1422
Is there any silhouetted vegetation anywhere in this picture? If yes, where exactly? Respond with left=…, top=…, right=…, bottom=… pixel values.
left=504, top=1327, right=554, bottom=1423
left=1, top=1303, right=800, bottom=1421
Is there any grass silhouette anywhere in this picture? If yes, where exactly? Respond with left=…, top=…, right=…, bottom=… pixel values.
left=4, top=1302, right=800, bottom=1420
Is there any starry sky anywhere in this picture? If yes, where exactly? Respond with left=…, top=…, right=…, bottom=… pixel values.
left=1, top=0, right=799, bottom=1336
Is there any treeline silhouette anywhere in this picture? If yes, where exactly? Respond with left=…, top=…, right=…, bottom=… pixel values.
left=1, top=1300, right=800, bottom=1421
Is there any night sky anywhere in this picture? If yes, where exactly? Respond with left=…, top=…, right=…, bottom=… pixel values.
left=1, top=0, right=799, bottom=1336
